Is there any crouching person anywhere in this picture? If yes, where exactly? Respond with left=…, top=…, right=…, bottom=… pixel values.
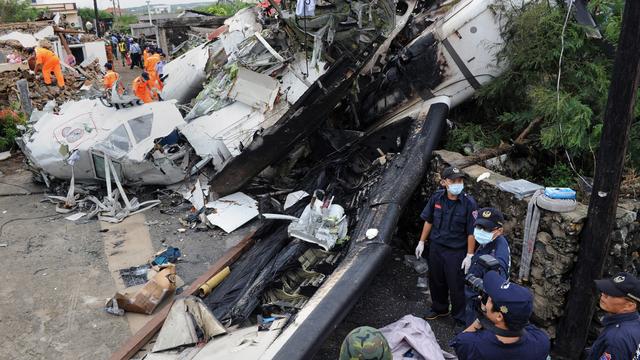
left=451, top=271, right=551, bottom=359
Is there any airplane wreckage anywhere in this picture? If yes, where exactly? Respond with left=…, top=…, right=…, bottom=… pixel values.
left=15, top=0, right=598, bottom=358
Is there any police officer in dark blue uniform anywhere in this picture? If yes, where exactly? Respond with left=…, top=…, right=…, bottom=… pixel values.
left=464, top=207, right=511, bottom=326
left=588, top=272, right=640, bottom=360
left=415, top=166, right=477, bottom=330
left=451, top=271, right=551, bottom=360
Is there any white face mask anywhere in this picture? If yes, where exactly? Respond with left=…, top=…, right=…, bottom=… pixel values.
left=447, top=183, right=464, bottom=196
left=474, top=228, right=495, bottom=245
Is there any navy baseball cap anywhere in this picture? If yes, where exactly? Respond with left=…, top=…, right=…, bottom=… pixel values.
left=474, top=207, right=504, bottom=229
left=442, top=166, right=466, bottom=180
left=483, top=271, right=533, bottom=329
left=595, top=272, right=640, bottom=303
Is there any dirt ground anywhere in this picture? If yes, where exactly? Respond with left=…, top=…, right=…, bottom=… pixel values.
left=315, top=246, right=456, bottom=359
left=0, top=155, right=256, bottom=360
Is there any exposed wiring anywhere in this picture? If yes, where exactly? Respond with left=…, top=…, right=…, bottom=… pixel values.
left=556, top=0, right=592, bottom=186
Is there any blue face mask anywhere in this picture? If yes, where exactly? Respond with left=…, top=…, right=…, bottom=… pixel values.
left=447, top=183, right=464, bottom=196
left=474, top=228, right=494, bottom=245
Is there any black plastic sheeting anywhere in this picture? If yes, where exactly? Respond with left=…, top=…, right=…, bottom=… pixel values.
left=204, top=200, right=310, bottom=325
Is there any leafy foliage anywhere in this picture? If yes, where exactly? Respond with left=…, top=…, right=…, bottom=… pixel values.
left=196, top=1, right=253, bottom=16
left=447, top=0, right=638, bottom=181
left=0, top=109, right=25, bottom=152
left=112, top=14, right=138, bottom=33
left=78, top=7, right=113, bottom=21
left=0, top=0, right=40, bottom=22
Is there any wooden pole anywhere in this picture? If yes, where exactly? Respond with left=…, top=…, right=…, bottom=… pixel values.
left=554, top=1, right=640, bottom=358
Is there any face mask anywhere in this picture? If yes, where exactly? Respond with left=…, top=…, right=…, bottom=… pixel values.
left=474, top=228, right=494, bottom=245
left=447, top=183, right=464, bottom=196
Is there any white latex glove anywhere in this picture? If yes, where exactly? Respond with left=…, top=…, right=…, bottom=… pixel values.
left=415, top=241, right=425, bottom=258
left=461, top=253, right=473, bottom=274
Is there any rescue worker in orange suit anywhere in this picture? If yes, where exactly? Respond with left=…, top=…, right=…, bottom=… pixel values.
left=27, top=47, right=65, bottom=88
left=132, top=72, right=156, bottom=104
left=144, top=49, right=163, bottom=92
left=103, top=62, right=124, bottom=94
left=142, top=46, right=151, bottom=68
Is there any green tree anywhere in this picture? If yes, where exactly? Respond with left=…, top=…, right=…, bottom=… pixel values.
left=0, top=0, right=40, bottom=22
left=112, top=14, right=138, bottom=33
left=196, top=1, right=253, bottom=16
left=446, top=0, right=637, bottom=182
left=77, top=7, right=113, bottom=21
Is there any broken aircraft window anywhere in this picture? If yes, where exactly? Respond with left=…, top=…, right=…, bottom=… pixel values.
left=107, top=125, right=131, bottom=153
left=92, top=153, right=123, bottom=180
left=128, top=114, right=154, bottom=143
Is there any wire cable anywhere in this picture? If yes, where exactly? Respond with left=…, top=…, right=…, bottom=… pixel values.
left=556, top=0, right=592, bottom=186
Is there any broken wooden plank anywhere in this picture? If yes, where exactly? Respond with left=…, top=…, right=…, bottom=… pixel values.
left=108, top=230, right=256, bottom=360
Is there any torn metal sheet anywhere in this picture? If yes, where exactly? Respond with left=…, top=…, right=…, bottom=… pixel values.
left=228, top=67, right=279, bottom=110
left=152, top=296, right=226, bottom=353
left=183, top=179, right=207, bottom=211
left=284, top=191, right=309, bottom=210
left=19, top=99, right=189, bottom=185
left=205, top=192, right=258, bottom=233
left=191, top=318, right=288, bottom=360
left=161, top=43, right=214, bottom=104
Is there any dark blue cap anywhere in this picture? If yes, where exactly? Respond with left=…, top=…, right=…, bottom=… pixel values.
left=595, top=272, right=640, bottom=303
left=483, top=271, right=533, bottom=328
left=474, top=207, right=504, bottom=229
left=442, top=166, right=466, bottom=180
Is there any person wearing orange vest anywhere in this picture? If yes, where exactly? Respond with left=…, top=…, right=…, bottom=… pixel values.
left=103, top=62, right=124, bottom=94
left=27, top=47, right=65, bottom=88
left=142, top=47, right=151, bottom=67
left=132, top=72, right=156, bottom=104
left=144, top=50, right=163, bottom=91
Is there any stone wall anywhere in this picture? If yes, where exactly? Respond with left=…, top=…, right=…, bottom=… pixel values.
left=421, top=150, right=640, bottom=337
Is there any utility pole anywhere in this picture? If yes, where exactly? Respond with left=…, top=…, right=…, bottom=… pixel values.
left=554, top=1, right=640, bottom=358
left=93, top=0, right=100, bottom=37
left=146, top=0, right=153, bottom=24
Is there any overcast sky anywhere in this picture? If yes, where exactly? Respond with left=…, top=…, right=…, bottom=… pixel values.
left=36, top=0, right=210, bottom=10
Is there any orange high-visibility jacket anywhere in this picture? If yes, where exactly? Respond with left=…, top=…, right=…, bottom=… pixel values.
left=35, top=47, right=64, bottom=87
left=132, top=76, right=154, bottom=103
left=103, top=70, right=119, bottom=90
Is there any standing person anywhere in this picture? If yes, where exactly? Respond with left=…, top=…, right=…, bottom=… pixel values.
left=464, top=207, right=511, bottom=326
left=132, top=72, right=156, bottom=104
left=118, top=39, right=127, bottom=67
left=26, top=47, right=65, bottom=88
left=415, top=166, right=477, bottom=332
left=587, top=272, right=640, bottom=360
left=450, top=271, right=551, bottom=359
left=129, top=39, right=142, bottom=69
left=144, top=49, right=163, bottom=92
left=110, top=33, right=119, bottom=60
left=103, top=62, right=123, bottom=94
